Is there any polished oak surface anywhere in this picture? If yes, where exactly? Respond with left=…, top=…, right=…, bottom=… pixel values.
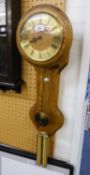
left=17, top=4, right=73, bottom=135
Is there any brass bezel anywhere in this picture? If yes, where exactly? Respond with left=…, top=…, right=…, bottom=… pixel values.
left=16, top=4, right=72, bottom=67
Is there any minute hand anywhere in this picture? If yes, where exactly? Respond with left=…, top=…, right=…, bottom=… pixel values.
left=30, top=36, right=42, bottom=43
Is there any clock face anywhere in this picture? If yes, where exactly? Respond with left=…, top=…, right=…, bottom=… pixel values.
left=19, top=12, right=64, bottom=62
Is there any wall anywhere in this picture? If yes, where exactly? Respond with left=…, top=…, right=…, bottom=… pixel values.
left=55, top=0, right=85, bottom=159
left=0, top=0, right=89, bottom=175
left=54, top=0, right=89, bottom=175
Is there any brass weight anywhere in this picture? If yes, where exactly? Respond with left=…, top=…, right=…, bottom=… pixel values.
left=42, top=133, right=49, bottom=167
left=37, top=132, right=49, bottom=167
left=37, top=133, right=43, bottom=165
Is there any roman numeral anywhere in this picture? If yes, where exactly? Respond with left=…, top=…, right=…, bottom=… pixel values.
left=24, top=43, right=29, bottom=48
left=51, top=43, right=58, bottom=49
left=52, top=26, right=58, bottom=31
left=47, top=51, right=50, bottom=57
left=53, top=36, right=61, bottom=43
left=39, top=19, right=42, bottom=24
left=39, top=52, right=42, bottom=59
left=46, top=18, right=51, bottom=25
left=31, top=50, right=34, bottom=56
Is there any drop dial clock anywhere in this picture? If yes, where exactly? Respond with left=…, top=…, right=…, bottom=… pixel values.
left=16, top=5, right=73, bottom=135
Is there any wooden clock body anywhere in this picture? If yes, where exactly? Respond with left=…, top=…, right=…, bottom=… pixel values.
left=16, top=4, right=73, bottom=135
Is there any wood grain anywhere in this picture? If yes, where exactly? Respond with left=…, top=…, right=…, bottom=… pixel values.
left=16, top=4, right=73, bottom=135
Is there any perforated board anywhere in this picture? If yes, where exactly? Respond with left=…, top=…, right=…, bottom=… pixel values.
left=0, top=0, right=65, bottom=156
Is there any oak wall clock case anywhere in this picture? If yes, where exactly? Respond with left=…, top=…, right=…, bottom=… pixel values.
left=16, top=4, right=73, bottom=134
left=0, top=0, right=22, bottom=92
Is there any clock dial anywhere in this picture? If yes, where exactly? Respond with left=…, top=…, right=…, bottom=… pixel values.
left=20, top=13, right=64, bottom=62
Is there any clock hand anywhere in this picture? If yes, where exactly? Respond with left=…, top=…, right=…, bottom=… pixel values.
left=30, top=36, right=42, bottom=43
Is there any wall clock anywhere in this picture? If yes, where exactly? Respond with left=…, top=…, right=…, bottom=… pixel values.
left=17, top=4, right=73, bottom=134
left=0, top=0, right=21, bottom=92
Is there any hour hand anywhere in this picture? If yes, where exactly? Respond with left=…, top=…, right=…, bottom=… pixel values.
left=30, top=36, right=42, bottom=43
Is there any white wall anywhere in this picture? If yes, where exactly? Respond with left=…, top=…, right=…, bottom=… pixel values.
left=53, top=0, right=90, bottom=174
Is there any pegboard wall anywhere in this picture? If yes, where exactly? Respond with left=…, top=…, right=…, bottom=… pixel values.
left=0, top=0, right=65, bottom=156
